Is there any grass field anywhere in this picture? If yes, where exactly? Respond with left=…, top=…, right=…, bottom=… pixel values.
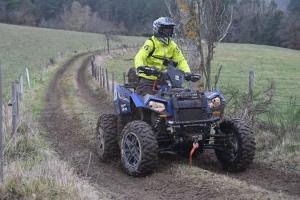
left=212, top=43, right=300, bottom=108
left=103, top=42, right=300, bottom=113
left=2, top=22, right=298, bottom=108
left=0, top=23, right=146, bottom=97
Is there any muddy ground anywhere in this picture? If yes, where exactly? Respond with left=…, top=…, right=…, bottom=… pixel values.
left=40, top=52, right=300, bottom=200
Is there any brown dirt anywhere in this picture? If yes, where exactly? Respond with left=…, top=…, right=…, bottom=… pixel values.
left=40, top=52, right=300, bottom=200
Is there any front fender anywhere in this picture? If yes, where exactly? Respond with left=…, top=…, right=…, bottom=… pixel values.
left=114, top=85, right=133, bottom=115
left=130, top=93, right=144, bottom=108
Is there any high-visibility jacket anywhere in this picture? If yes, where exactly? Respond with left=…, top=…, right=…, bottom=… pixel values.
left=134, top=36, right=190, bottom=80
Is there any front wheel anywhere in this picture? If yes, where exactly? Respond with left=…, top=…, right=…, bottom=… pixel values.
left=215, top=118, right=256, bottom=172
left=96, top=114, right=119, bottom=162
left=120, top=120, right=158, bottom=177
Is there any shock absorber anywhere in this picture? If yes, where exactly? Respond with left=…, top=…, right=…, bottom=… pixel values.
left=153, top=117, right=161, bottom=132
left=153, top=114, right=167, bottom=132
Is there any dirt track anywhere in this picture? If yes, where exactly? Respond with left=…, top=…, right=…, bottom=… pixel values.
left=40, top=53, right=300, bottom=200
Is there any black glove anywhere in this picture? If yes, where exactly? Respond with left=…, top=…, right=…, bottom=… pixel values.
left=185, top=73, right=201, bottom=82
left=185, top=72, right=191, bottom=81
left=191, top=74, right=201, bottom=82
left=137, top=66, right=159, bottom=76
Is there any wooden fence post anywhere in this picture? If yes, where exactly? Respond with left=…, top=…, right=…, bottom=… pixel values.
left=248, top=70, right=255, bottom=120
left=112, top=71, right=114, bottom=94
left=40, top=67, right=45, bottom=82
left=97, top=67, right=101, bottom=83
left=100, top=66, right=102, bottom=86
left=106, top=68, right=109, bottom=91
left=16, top=81, right=19, bottom=117
left=94, top=64, right=97, bottom=79
left=91, top=62, right=95, bottom=78
left=96, top=68, right=99, bottom=83
left=0, top=65, right=3, bottom=182
left=249, top=70, right=255, bottom=95
left=102, top=67, right=105, bottom=87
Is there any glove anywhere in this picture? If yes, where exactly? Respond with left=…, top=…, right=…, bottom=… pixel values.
left=137, top=66, right=159, bottom=76
left=185, top=72, right=191, bottom=81
left=191, top=74, right=201, bottom=82
left=185, top=73, right=201, bottom=82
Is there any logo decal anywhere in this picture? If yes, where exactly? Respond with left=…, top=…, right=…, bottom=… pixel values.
left=144, top=45, right=150, bottom=50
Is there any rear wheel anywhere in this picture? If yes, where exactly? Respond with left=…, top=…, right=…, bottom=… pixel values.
left=96, top=114, right=119, bottom=162
left=215, top=118, right=256, bottom=172
left=120, top=120, right=158, bottom=177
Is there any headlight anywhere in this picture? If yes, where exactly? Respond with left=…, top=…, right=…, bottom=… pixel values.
left=148, top=101, right=165, bottom=112
left=208, top=97, right=221, bottom=109
left=121, top=104, right=127, bottom=112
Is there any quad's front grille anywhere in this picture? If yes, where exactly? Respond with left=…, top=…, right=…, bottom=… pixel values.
left=178, top=108, right=204, bottom=121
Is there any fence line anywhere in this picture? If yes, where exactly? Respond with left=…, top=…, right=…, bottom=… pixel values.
left=0, top=43, right=138, bottom=182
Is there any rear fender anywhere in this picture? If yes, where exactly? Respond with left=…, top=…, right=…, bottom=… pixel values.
left=114, top=85, right=133, bottom=115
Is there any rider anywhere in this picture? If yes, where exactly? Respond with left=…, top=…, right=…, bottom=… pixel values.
left=134, top=17, right=191, bottom=96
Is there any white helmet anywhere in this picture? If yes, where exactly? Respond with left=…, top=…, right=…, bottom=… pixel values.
left=153, top=17, right=177, bottom=44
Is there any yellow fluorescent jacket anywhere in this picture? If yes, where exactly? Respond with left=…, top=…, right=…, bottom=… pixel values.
left=134, top=36, right=190, bottom=80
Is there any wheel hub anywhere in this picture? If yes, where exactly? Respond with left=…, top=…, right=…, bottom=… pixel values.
left=97, top=127, right=105, bottom=151
left=124, top=132, right=141, bottom=167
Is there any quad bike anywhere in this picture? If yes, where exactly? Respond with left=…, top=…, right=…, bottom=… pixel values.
left=96, top=59, right=256, bottom=177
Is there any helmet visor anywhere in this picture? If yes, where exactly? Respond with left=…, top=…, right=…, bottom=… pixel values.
left=162, top=27, right=174, bottom=38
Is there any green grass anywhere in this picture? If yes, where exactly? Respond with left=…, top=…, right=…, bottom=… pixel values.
left=0, top=23, right=146, bottom=97
left=211, top=43, right=300, bottom=109
left=103, top=42, right=300, bottom=115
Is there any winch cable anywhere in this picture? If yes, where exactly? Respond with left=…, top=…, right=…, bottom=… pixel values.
left=189, top=142, right=199, bottom=165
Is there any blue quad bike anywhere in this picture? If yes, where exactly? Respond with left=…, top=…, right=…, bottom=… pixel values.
left=96, top=59, right=256, bottom=177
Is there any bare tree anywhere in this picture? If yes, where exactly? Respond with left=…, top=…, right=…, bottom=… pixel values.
left=104, top=25, right=121, bottom=54
left=165, top=0, right=233, bottom=91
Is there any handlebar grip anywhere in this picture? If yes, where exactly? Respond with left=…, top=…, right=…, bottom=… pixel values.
left=137, top=66, right=159, bottom=76
left=185, top=73, right=201, bottom=82
left=191, top=74, right=201, bottom=82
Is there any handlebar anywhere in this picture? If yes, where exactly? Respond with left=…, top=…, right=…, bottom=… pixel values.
left=137, top=66, right=201, bottom=82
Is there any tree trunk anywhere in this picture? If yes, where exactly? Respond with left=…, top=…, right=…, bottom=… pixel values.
left=176, top=0, right=204, bottom=90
